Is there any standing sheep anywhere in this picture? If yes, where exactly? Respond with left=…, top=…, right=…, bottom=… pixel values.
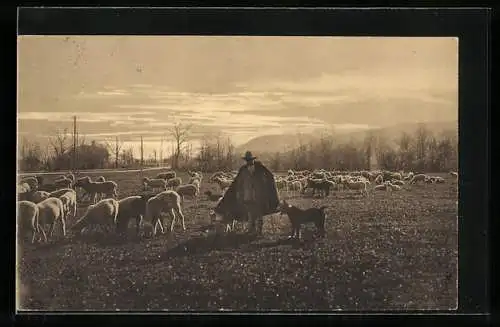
left=166, top=177, right=182, bottom=190
left=144, top=190, right=186, bottom=236
left=142, top=177, right=167, bottom=192
left=175, top=184, right=200, bottom=205
left=115, top=196, right=147, bottom=236
left=71, top=198, right=119, bottom=235
left=37, top=197, right=66, bottom=239
left=18, top=200, right=46, bottom=244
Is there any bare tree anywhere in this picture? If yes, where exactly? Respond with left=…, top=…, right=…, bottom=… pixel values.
left=48, top=128, right=70, bottom=157
left=168, top=123, right=192, bottom=169
left=105, top=136, right=124, bottom=169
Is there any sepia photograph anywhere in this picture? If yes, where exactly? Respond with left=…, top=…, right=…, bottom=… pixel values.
left=17, top=35, right=458, bottom=311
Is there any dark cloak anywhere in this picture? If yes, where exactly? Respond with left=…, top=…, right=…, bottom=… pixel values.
left=214, top=161, right=280, bottom=219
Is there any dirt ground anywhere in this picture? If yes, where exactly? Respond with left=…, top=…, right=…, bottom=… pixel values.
left=17, top=170, right=458, bottom=311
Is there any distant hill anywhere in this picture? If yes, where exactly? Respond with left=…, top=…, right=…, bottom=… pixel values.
left=236, top=120, right=457, bottom=155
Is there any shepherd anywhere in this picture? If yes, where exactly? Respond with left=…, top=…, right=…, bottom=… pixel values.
left=213, top=151, right=280, bottom=236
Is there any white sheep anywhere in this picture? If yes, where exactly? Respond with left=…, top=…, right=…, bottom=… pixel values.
left=166, top=177, right=182, bottom=189
left=213, top=176, right=233, bottom=192
left=390, top=179, right=405, bottom=186
left=31, top=191, right=50, bottom=204
left=450, top=171, right=458, bottom=178
left=409, top=174, right=428, bottom=184
left=116, top=195, right=147, bottom=236
left=144, top=190, right=185, bottom=236
left=18, top=182, right=31, bottom=194
left=404, top=172, right=415, bottom=181
left=54, top=176, right=73, bottom=189
left=75, top=176, right=118, bottom=204
left=66, top=173, right=75, bottom=183
left=374, top=183, right=389, bottom=191
left=142, top=177, right=167, bottom=192
left=344, top=180, right=369, bottom=196
left=374, top=174, right=384, bottom=185
left=20, top=177, right=38, bottom=191
left=387, top=181, right=402, bottom=191
left=209, top=196, right=237, bottom=233
left=286, top=180, right=303, bottom=195
left=275, top=178, right=289, bottom=193
left=71, top=198, right=119, bottom=235
left=18, top=200, right=46, bottom=244
left=37, top=197, right=66, bottom=239
left=176, top=184, right=200, bottom=205
left=48, top=188, right=74, bottom=198
left=95, top=176, right=106, bottom=183
left=156, top=171, right=176, bottom=180
left=60, top=190, right=77, bottom=220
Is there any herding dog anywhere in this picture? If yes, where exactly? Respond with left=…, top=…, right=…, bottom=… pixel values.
left=277, top=200, right=327, bottom=239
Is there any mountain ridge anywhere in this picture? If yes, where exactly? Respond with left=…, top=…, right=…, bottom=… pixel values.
left=236, top=120, right=457, bottom=155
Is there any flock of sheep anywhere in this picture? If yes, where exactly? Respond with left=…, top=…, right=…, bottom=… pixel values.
left=16, top=168, right=458, bottom=246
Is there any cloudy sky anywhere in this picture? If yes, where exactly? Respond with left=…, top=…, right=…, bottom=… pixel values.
left=17, top=36, right=458, bottom=157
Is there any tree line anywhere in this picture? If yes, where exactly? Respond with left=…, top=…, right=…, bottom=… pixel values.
left=18, top=123, right=457, bottom=174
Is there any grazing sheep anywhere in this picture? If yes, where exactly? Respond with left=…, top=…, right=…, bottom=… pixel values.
left=391, top=179, right=405, bottom=186
left=59, top=190, right=78, bottom=220
left=18, top=200, right=46, bottom=244
left=204, top=190, right=223, bottom=202
left=344, top=180, right=369, bottom=196
left=18, top=182, right=31, bottom=194
left=209, top=196, right=238, bottom=233
left=74, top=176, right=118, bottom=204
left=409, top=174, right=428, bottom=184
left=66, top=173, right=75, bottom=183
left=48, top=188, right=74, bottom=198
left=142, top=177, right=167, bottom=192
left=166, top=177, right=182, bottom=189
left=156, top=171, right=176, bottom=180
left=287, top=180, right=303, bottom=195
left=31, top=191, right=50, bottom=204
left=20, top=177, right=38, bottom=191
left=54, top=176, right=72, bottom=189
left=304, top=179, right=334, bottom=197
left=144, top=190, right=185, bottom=236
left=116, top=196, right=147, bottom=236
left=404, top=172, right=415, bottom=181
left=71, top=198, right=119, bottom=235
left=190, top=179, right=201, bottom=192
left=275, top=178, right=288, bottom=193
left=374, top=174, right=384, bottom=185
left=37, top=197, right=66, bottom=239
left=374, top=183, right=389, bottom=191
left=176, top=184, right=199, bottom=204
left=213, top=176, right=233, bottom=192
left=387, top=182, right=402, bottom=191
left=450, top=171, right=458, bottom=178
left=427, top=176, right=445, bottom=184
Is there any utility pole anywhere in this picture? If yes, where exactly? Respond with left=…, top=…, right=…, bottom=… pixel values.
left=73, top=115, right=77, bottom=173
left=140, top=136, right=144, bottom=168
left=115, top=135, right=119, bottom=169
left=159, top=134, right=164, bottom=167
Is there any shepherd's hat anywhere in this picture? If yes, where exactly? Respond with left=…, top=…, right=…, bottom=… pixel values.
left=242, top=151, right=257, bottom=161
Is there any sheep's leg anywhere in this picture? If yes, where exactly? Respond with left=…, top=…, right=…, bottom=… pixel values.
left=175, top=207, right=186, bottom=231
left=169, top=209, right=176, bottom=232
left=38, top=224, right=47, bottom=242
left=136, top=215, right=142, bottom=236
left=31, top=230, right=36, bottom=244
left=61, top=217, right=66, bottom=237
left=232, top=219, right=236, bottom=231
left=48, top=221, right=56, bottom=238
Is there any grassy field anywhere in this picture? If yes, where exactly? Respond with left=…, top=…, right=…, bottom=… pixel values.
left=17, top=170, right=458, bottom=311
